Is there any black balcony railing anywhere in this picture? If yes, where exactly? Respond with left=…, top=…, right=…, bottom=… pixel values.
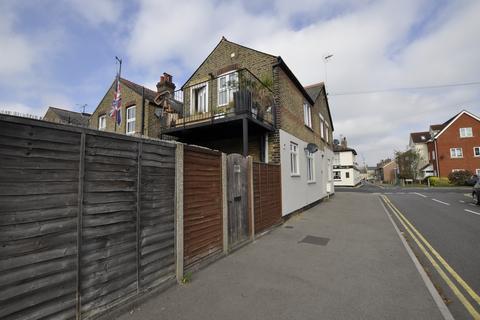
left=160, top=68, right=274, bottom=131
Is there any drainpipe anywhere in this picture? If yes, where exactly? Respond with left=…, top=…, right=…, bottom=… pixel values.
left=434, top=139, right=440, bottom=177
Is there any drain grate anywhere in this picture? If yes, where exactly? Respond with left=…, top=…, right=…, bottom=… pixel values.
left=285, top=225, right=294, bottom=229
left=299, top=235, right=330, bottom=246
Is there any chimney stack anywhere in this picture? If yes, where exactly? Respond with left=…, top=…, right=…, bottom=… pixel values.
left=341, top=137, right=347, bottom=148
left=156, top=72, right=176, bottom=96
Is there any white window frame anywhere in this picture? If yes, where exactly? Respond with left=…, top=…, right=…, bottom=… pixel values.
left=325, top=123, right=330, bottom=143
left=474, top=147, right=480, bottom=157
left=450, top=147, right=463, bottom=158
left=217, top=71, right=238, bottom=107
left=290, top=142, right=299, bottom=176
left=303, top=102, right=312, bottom=128
left=333, top=170, right=341, bottom=180
left=319, top=113, right=325, bottom=140
left=476, top=169, right=480, bottom=175
left=190, top=82, right=209, bottom=114
left=264, top=134, right=269, bottom=163
left=126, top=106, right=136, bottom=135
left=306, top=151, right=315, bottom=183
left=459, top=127, right=473, bottom=138
left=98, top=114, right=106, bottom=131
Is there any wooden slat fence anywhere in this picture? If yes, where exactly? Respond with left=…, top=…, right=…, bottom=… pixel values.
left=253, top=162, right=282, bottom=234
left=0, top=115, right=176, bottom=320
left=183, top=146, right=223, bottom=268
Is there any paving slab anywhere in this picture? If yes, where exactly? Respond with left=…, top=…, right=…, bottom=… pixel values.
left=118, top=192, right=444, bottom=320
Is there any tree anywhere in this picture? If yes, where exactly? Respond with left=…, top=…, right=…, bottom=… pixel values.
left=448, top=170, right=472, bottom=185
left=395, top=149, right=421, bottom=180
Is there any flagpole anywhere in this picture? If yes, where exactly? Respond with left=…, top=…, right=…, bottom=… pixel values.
left=114, top=57, right=122, bottom=132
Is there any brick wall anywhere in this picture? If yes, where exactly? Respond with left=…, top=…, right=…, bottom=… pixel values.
left=435, top=113, right=480, bottom=176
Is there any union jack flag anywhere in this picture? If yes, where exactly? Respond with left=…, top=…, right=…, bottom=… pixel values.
left=109, top=77, right=122, bottom=125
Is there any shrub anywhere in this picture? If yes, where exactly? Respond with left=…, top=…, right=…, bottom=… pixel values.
left=428, top=176, right=451, bottom=187
left=448, top=170, right=473, bottom=186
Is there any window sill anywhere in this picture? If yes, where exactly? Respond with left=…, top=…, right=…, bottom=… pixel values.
left=304, top=125, right=314, bottom=132
left=290, top=174, right=301, bottom=177
left=307, top=181, right=316, bottom=184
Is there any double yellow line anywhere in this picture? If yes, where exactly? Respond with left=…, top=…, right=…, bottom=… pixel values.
left=381, top=195, right=480, bottom=319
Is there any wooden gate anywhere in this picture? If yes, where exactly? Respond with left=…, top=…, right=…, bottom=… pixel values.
left=183, top=146, right=223, bottom=268
left=226, top=154, right=249, bottom=248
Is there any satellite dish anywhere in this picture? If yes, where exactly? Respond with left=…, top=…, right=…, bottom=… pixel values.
left=305, top=143, right=318, bottom=153
left=333, top=139, right=340, bottom=145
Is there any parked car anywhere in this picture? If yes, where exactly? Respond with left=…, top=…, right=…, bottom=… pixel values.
left=466, top=174, right=478, bottom=186
left=472, top=181, right=480, bottom=205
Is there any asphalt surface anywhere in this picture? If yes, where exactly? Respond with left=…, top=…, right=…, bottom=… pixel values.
left=360, top=184, right=480, bottom=319
left=118, top=192, right=444, bottom=320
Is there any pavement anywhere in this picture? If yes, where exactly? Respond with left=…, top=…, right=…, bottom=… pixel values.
left=118, top=192, right=445, bottom=320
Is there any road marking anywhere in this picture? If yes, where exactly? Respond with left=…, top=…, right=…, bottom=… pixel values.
left=469, top=203, right=476, bottom=207
left=459, top=200, right=465, bottom=203
left=413, top=192, right=427, bottom=198
left=464, top=209, right=480, bottom=216
left=432, top=198, right=450, bottom=206
left=382, top=195, right=480, bottom=316
left=378, top=198, right=455, bottom=320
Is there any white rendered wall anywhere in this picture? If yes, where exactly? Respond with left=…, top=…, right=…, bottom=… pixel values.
left=279, top=130, right=333, bottom=216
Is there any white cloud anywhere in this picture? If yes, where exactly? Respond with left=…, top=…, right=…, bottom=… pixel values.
left=68, top=0, right=123, bottom=26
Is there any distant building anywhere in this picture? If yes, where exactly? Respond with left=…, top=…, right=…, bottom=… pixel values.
left=43, top=107, right=90, bottom=127
left=376, top=159, right=397, bottom=184
left=332, top=137, right=361, bottom=186
left=412, top=110, right=480, bottom=177
left=408, top=131, right=431, bottom=179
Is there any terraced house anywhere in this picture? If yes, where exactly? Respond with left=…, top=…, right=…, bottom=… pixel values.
left=161, top=37, right=335, bottom=216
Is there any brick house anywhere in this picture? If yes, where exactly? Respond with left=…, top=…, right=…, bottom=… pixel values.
left=161, top=37, right=335, bottom=216
left=425, top=110, right=480, bottom=177
left=89, top=74, right=179, bottom=139
left=376, top=159, right=397, bottom=183
left=43, top=107, right=91, bottom=127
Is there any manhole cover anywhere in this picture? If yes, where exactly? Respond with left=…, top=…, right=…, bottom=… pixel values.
left=285, top=225, right=294, bottom=229
left=299, top=235, right=330, bottom=246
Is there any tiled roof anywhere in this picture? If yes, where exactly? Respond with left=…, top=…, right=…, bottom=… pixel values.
left=430, top=124, right=445, bottom=131
left=46, top=107, right=90, bottom=126
left=120, top=78, right=158, bottom=102
left=333, top=144, right=357, bottom=155
left=304, top=83, right=324, bottom=102
left=410, top=131, right=431, bottom=143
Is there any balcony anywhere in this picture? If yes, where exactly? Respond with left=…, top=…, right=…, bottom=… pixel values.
left=160, top=68, right=275, bottom=137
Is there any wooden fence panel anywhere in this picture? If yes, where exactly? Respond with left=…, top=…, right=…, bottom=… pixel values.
left=80, top=134, right=140, bottom=319
left=183, top=146, right=223, bottom=268
left=0, top=115, right=177, bottom=320
left=253, top=163, right=282, bottom=234
left=0, top=120, right=81, bottom=320
left=138, top=142, right=176, bottom=289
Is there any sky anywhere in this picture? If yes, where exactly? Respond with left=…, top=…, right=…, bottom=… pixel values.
left=1, top=0, right=479, bottom=166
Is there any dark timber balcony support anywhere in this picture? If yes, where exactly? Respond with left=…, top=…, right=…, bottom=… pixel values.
left=242, top=117, right=248, bottom=157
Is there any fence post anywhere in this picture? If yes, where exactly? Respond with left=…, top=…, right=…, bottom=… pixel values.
left=76, top=132, right=86, bottom=320
left=248, top=157, right=255, bottom=240
left=175, top=143, right=184, bottom=283
left=221, top=153, right=228, bottom=254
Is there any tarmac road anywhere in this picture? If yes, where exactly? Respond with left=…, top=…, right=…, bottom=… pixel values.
left=381, top=190, right=480, bottom=319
